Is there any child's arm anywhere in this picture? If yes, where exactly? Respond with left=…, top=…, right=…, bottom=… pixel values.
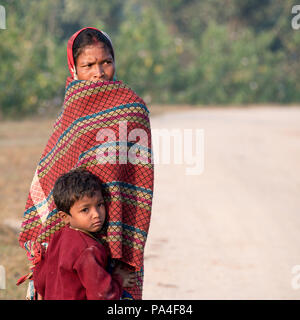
left=73, top=245, right=124, bottom=300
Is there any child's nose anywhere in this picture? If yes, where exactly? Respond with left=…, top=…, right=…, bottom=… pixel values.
left=91, top=207, right=101, bottom=218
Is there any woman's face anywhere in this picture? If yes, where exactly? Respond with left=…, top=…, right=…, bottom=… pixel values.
left=75, top=42, right=115, bottom=81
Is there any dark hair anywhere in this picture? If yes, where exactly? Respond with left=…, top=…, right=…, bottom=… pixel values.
left=53, top=168, right=103, bottom=215
left=73, top=28, right=114, bottom=66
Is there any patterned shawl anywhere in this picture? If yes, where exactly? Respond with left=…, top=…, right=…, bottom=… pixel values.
left=18, top=28, right=154, bottom=300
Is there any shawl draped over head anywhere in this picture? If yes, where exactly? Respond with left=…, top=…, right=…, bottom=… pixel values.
left=18, top=27, right=154, bottom=300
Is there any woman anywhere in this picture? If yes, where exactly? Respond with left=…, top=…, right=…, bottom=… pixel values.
left=18, top=27, right=154, bottom=300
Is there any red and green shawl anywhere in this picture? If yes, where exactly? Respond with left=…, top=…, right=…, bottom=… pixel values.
left=18, top=28, right=154, bottom=300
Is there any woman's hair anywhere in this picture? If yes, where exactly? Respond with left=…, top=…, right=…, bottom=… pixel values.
left=53, top=168, right=103, bottom=215
left=73, top=28, right=114, bottom=66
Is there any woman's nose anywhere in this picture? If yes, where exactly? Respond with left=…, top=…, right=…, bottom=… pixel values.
left=94, top=65, right=104, bottom=79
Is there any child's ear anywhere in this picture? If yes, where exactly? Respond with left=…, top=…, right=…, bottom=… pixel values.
left=58, top=211, right=70, bottom=224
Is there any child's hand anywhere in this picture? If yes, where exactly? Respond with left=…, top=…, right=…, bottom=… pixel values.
left=113, top=264, right=136, bottom=288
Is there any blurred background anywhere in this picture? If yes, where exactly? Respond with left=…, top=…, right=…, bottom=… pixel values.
left=0, top=0, right=300, bottom=299
left=1, top=0, right=300, bottom=118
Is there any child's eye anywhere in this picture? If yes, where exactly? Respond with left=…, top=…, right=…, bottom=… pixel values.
left=81, top=208, right=89, bottom=213
left=98, top=202, right=104, bottom=207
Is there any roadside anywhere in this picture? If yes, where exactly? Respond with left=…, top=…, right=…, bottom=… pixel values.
left=144, top=106, right=300, bottom=299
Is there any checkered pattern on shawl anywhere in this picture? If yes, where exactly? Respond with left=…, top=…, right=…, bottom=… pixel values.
left=18, top=79, right=154, bottom=299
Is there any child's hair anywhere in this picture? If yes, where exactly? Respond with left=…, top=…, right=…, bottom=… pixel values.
left=53, top=168, right=103, bottom=215
left=73, top=28, right=114, bottom=66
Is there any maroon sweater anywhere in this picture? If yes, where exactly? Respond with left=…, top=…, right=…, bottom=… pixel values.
left=33, top=226, right=123, bottom=300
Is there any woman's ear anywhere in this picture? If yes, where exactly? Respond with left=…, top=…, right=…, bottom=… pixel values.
left=58, top=211, right=71, bottom=224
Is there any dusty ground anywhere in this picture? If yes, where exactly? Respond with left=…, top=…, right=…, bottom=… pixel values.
left=0, top=105, right=300, bottom=299
left=143, top=105, right=300, bottom=299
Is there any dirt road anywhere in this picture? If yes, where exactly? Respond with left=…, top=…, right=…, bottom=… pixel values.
left=143, top=106, right=300, bottom=299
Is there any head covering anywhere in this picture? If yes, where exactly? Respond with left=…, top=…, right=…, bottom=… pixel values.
left=66, top=27, right=115, bottom=82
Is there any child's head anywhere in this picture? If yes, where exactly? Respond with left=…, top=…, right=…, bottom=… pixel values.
left=53, top=168, right=106, bottom=233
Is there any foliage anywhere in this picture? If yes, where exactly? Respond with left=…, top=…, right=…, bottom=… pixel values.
left=0, top=0, right=299, bottom=118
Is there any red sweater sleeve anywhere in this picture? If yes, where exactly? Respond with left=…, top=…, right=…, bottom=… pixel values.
left=73, top=245, right=123, bottom=300
left=33, top=257, right=46, bottom=298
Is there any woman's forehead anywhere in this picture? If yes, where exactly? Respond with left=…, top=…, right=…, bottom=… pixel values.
left=77, top=43, right=112, bottom=60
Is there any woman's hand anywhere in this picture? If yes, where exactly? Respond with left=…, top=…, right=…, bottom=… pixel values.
left=113, top=264, right=136, bottom=288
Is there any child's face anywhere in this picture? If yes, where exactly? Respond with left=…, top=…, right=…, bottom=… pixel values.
left=65, top=190, right=106, bottom=233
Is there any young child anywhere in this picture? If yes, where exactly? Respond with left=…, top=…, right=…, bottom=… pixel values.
left=33, top=168, right=136, bottom=300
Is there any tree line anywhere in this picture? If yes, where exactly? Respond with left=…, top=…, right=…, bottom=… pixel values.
left=0, top=0, right=299, bottom=118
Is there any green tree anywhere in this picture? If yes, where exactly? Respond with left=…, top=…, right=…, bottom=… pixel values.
left=115, top=0, right=179, bottom=103
left=0, top=0, right=66, bottom=118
